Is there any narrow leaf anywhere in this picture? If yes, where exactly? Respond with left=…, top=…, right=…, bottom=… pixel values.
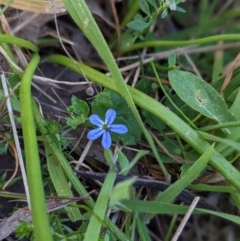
left=156, top=144, right=214, bottom=203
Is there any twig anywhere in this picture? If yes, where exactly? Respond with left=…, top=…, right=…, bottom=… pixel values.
left=74, top=140, right=93, bottom=170
left=115, top=43, right=240, bottom=73
left=0, top=72, right=30, bottom=208
left=221, top=52, right=240, bottom=96
left=1, top=142, right=19, bottom=190
left=110, top=0, right=121, bottom=53
left=170, top=196, right=200, bottom=241
left=74, top=170, right=218, bottom=211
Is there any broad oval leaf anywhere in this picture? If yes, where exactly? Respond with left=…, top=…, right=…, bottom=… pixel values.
left=139, top=0, right=150, bottom=16
left=127, top=19, right=150, bottom=31
left=168, top=70, right=235, bottom=128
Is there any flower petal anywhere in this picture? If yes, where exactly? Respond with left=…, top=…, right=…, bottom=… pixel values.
left=109, top=124, right=128, bottom=134
left=105, top=109, right=116, bottom=125
left=89, top=114, right=104, bottom=127
left=87, top=128, right=104, bottom=140
left=102, top=131, right=112, bottom=149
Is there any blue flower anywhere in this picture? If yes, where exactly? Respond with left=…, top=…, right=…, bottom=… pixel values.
left=87, top=109, right=128, bottom=149
left=166, top=0, right=177, bottom=10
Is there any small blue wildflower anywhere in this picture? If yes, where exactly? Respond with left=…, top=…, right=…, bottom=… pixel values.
left=166, top=0, right=177, bottom=10
left=87, top=109, right=128, bottom=149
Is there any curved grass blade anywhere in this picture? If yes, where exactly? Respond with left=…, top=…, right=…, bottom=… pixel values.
left=19, top=54, right=53, bottom=241
left=0, top=34, right=38, bottom=52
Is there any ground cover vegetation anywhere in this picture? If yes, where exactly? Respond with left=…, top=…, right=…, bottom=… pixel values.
left=0, top=0, right=240, bottom=240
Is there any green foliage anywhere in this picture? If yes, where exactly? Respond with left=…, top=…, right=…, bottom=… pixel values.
left=104, top=149, right=115, bottom=167
left=66, top=95, right=89, bottom=129
left=161, top=8, right=168, bottom=18
left=5, top=0, right=240, bottom=240
left=135, top=78, right=152, bottom=94
left=15, top=221, right=34, bottom=240
left=126, top=0, right=185, bottom=45
left=136, top=78, right=166, bottom=130
left=162, top=139, right=182, bottom=156
left=118, top=149, right=149, bottom=175
left=0, top=171, right=7, bottom=189
left=142, top=109, right=166, bottom=131
left=45, top=119, right=70, bottom=151
left=109, top=178, right=136, bottom=207
left=168, top=52, right=177, bottom=67
left=168, top=70, right=235, bottom=134
left=127, top=14, right=150, bottom=31
left=0, top=140, right=8, bottom=155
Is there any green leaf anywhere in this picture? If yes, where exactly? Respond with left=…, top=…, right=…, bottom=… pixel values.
left=0, top=142, right=8, bottom=154
left=127, top=19, right=150, bottom=31
left=134, top=13, right=144, bottom=20
left=176, top=6, right=186, bottom=12
left=135, top=78, right=152, bottom=94
left=146, top=0, right=157, bottom=8
left=136, top=215, right=151, bottom=241
left=162, top=139, right=182, bottom=156
left=104, top=149, right=115, bottom=167
left=68, top=95, right=89, bottom=116
left=164, top=93, right=198, bottom=119
left=117, top=149, right=129, bottom=173
left=120, top=200, right=240, bottom=225
left=230, top=89, right=240, bottom=121
left=142, top=109, right=166, bottom=131
left=199, top=131, right=240, bottom=154
left=139, top=0, right=150, bottom=16
left=66, top=95, right=89, bottom=129
left=84, top=168, right=117, bottom=241
left=0, top=34, right=38, bottom=52
left=119, top=150, right=149, bottom=175
left=161, top=8, right=168, bottom=18
left=121, top=33, right=138, bottom=51
left=156, top=144, right=214, bottom=204
left=109, top=178, right=136, bottom=207
left=168, top=70, right=235, bottom=133
left=46, top=147, right=83, bottom=221
left=180, top=163, right=193, bottom=176
left=66, top=116, right=84, bottom=129
left=168, top=52, right=176, bottom=66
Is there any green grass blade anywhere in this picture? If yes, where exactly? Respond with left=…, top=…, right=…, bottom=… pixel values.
left=46, top=147, right=83, bottom=221
left=120, top=200, right=240, bottom=225
left=199, top=131, right=240, bottom=154
left=0, top=0, right=15, bottom=15
left=0, top=34, right=38, bottom=52
left=19, top=54, right=53, bottom=241
left=188, top=184, right=238, bottom=194
left=84, top=168, right=117, bottom=241
left=156, top=144, right=214, bottom=203
left=136, top=215, right=151, bottom=241
left=124, top=34, right=240, bottom=52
